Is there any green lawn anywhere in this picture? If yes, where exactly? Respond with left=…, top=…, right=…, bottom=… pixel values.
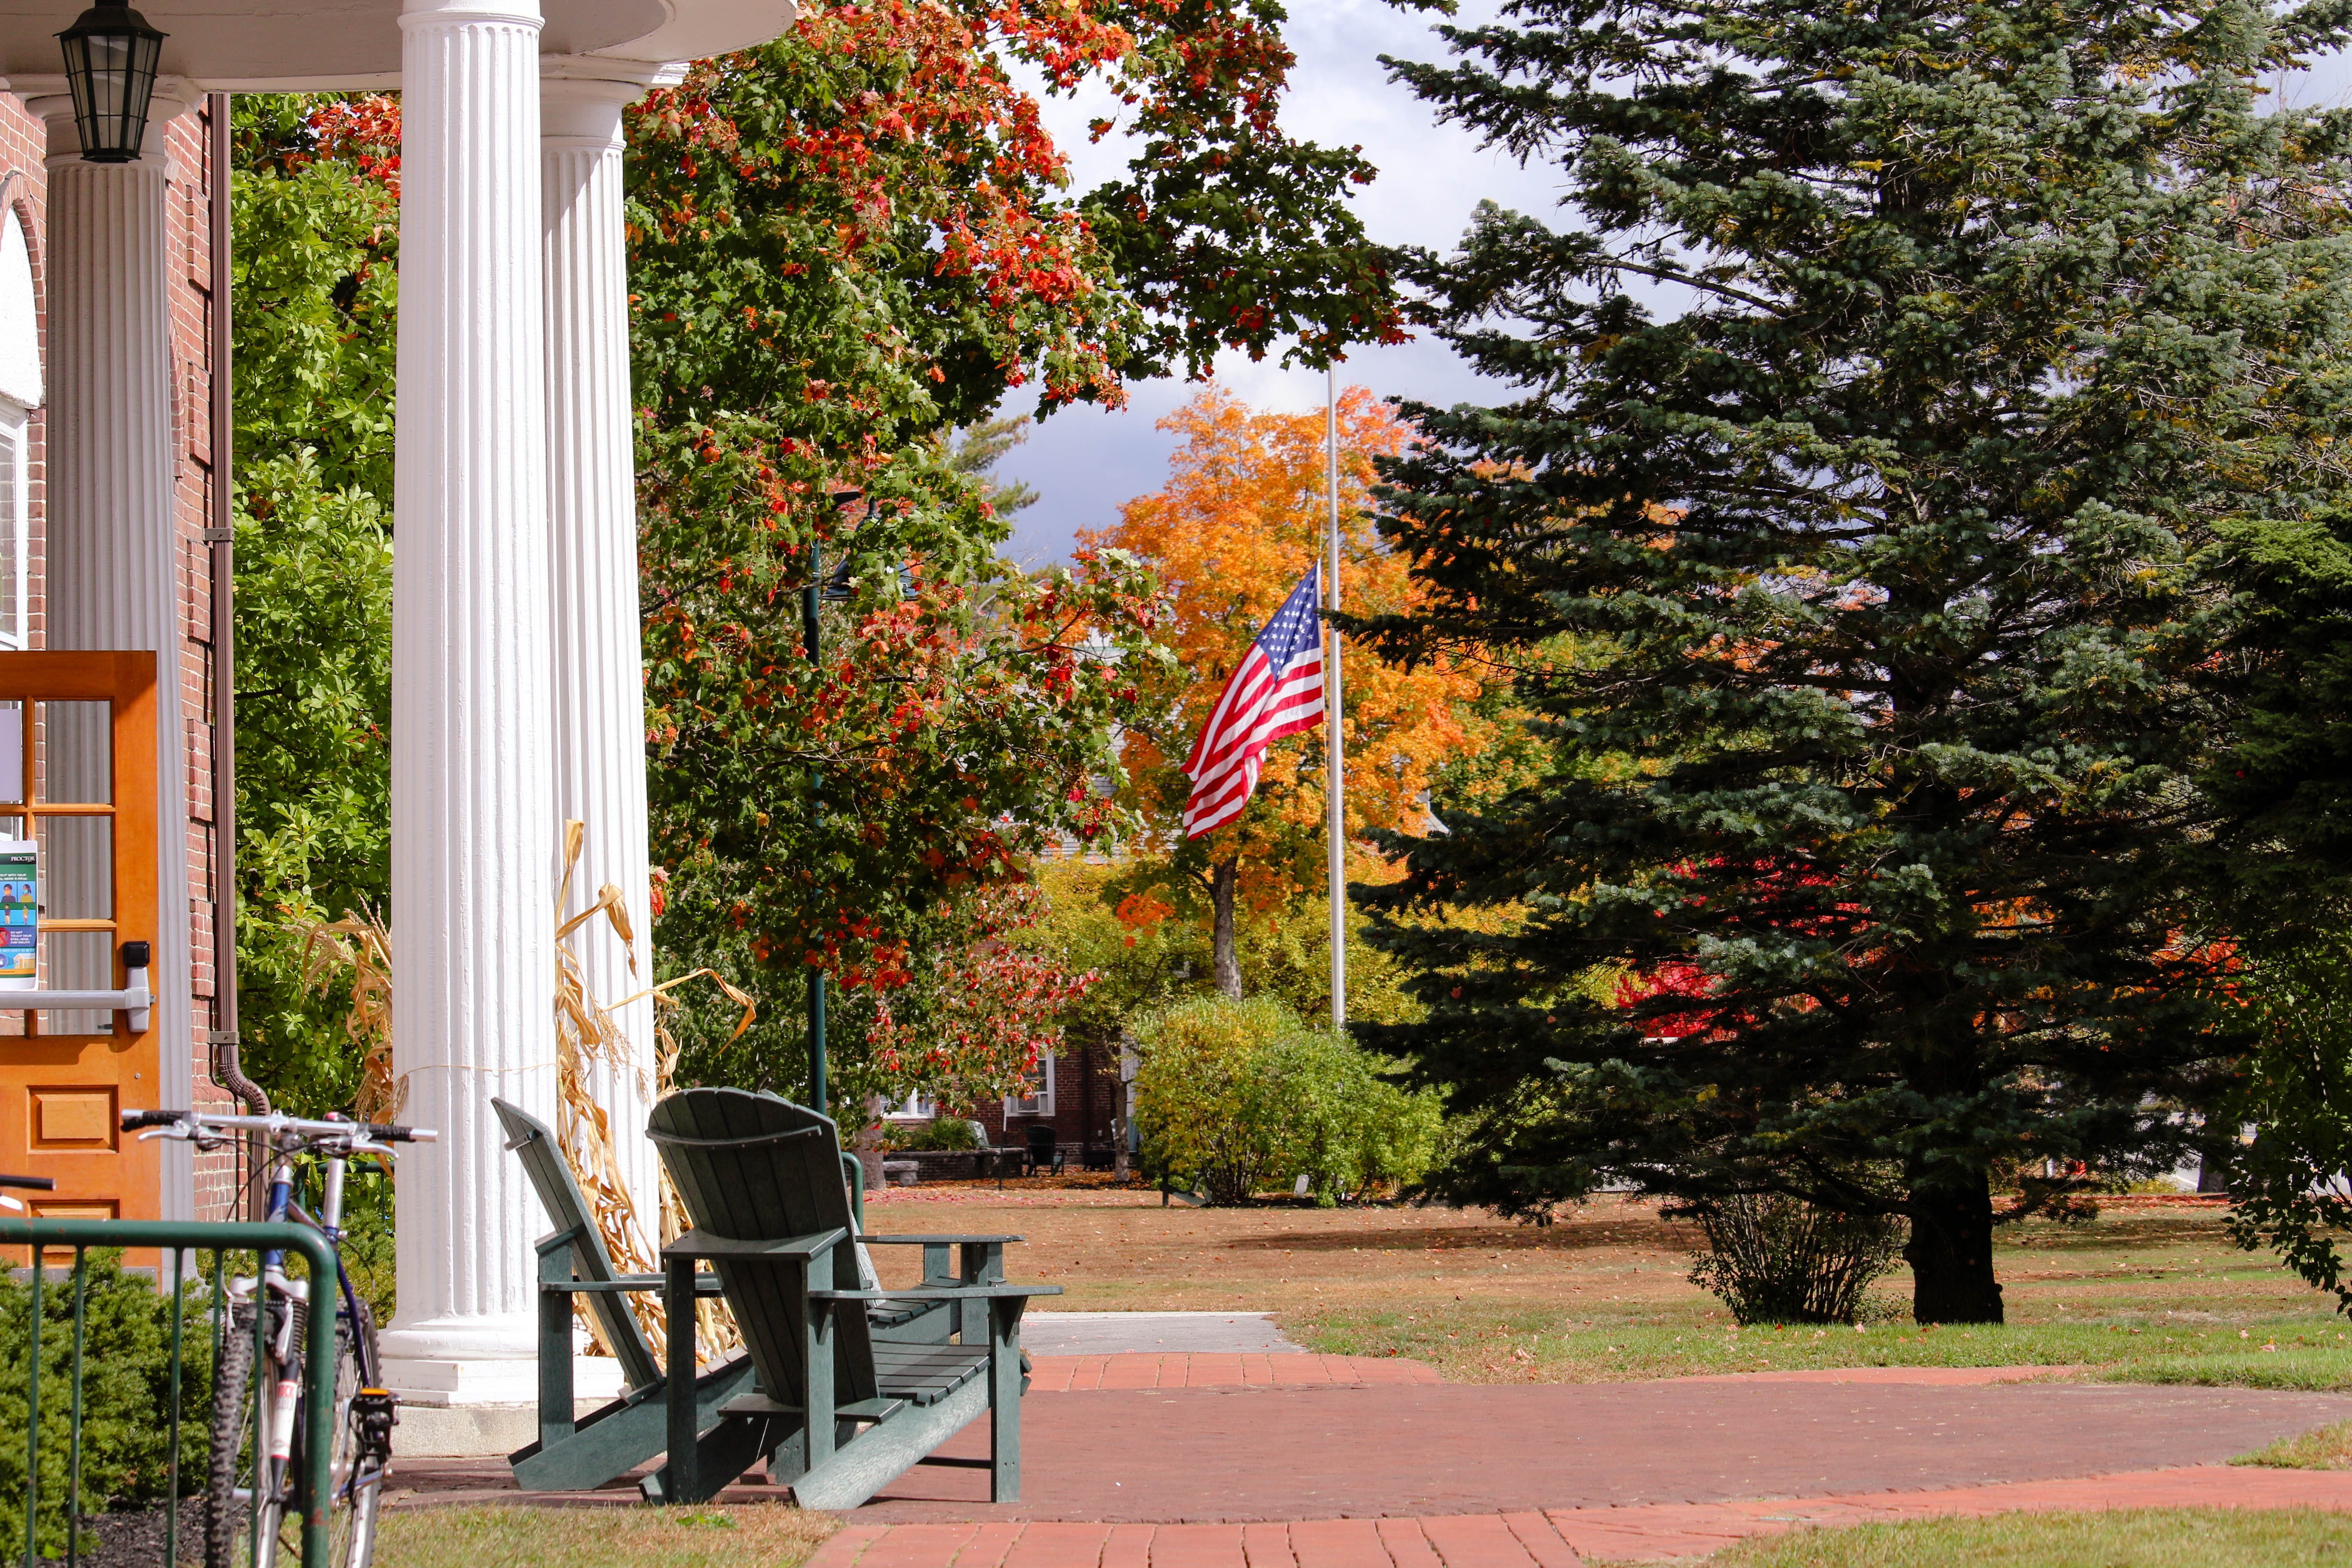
left=1296, top=1307, right=2352, bottom=1386
left=373, top=1505, right=836, bottom=1568
left=2235, top=1421, right=2352, bottom=1471
left=1282, top=1204, right=2352, bottom=1388
left=1598, top=1509, right=2352, bottom=1567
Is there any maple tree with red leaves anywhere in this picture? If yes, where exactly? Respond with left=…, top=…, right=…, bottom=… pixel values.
left=622, top=0, right=1404, bottom=1105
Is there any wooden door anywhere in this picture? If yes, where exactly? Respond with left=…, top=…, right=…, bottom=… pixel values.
left=0, top=652, right=161, bottom=1222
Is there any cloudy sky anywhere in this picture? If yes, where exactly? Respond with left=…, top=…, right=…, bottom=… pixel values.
left=991, top=15, right=2352, bottom=566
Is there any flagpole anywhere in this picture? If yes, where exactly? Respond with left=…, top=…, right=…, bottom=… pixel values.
left=1326, top=368, right=1347, bottom=1033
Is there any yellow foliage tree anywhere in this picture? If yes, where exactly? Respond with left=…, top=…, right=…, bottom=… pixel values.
left=1082, top=384, right=1491, bottom=998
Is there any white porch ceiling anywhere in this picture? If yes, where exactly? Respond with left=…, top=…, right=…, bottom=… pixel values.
left=0, top=0, right=794, bottom=89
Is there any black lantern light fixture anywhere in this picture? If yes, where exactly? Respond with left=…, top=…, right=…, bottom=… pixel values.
left=57, top=6, right=166, bottom=164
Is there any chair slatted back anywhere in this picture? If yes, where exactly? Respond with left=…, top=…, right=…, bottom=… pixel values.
left=491, top=1096, right=664, bottom=1393
left=649, top=1088, right=879, bottom=1410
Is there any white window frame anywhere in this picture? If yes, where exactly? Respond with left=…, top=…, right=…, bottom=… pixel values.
left=881, top=1090, right=936, bottom=1121
left=1005, top=1054, right=1056, bottom=1118
left=0, top=405, right=28, bottom=651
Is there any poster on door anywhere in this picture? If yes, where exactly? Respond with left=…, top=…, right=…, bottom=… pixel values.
left=0, top=837, right=35, bottom=987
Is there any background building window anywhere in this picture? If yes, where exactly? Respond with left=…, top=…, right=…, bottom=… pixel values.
left=0, top=205, right=40, bottom=655
left=881, top=1090, right=936, bottom=1121
left=1006, top=1054, right=1056, bottom=1118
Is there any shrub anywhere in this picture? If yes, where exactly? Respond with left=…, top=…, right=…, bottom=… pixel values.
left=1682, top=1193, right=1906, bottom=1326
left=0, top=1251, right=212, bottom=1557
left=886, top=1117, right=981, bottom=1152
left=1272, top=1032, right=1443, bottom=1204
left=1132, top=995, right=1442, bottom=1205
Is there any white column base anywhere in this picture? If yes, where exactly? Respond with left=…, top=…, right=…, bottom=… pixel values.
left=380, top=1321, right=626, bottom=1407
left=378, top=1313, right=538, bottom=1405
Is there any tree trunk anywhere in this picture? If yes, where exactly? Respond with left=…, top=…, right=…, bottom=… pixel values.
left=1210, top=855, right=1242, bottom=999
left=1905, top=1169, right=2004, bottom=1323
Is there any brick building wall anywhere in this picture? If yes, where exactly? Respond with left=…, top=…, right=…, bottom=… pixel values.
left=970, top=1037, right=1124, bottom=1163
left=162, top=102, right=237, bottom=1219
left=0, top=93, right=236, bottom=1217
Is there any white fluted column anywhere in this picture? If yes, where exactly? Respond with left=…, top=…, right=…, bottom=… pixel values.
left=28, top=89, right=201, bottom=1217
left=543, top=67, right=664, bottom=1249
left=380, top=0, right=557, bottom=1405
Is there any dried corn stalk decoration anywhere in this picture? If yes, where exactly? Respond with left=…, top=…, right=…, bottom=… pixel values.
left=292, top=907, right=399, bottom=1124
left=556, top=821, right=757, bottom=1361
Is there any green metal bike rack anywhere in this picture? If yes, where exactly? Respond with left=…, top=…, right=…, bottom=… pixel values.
left=0, top=1218, right=343, bottom=1568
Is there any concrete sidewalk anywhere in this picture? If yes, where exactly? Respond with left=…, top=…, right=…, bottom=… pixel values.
left=1020, top=1313, right=1305, bottom=1356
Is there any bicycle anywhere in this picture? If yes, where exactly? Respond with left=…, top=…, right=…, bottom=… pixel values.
left=125, top=1109, right=435, bottom=1568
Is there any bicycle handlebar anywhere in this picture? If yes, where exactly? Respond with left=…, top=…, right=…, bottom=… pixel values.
left=0, top=1174, right=55, bottom=1191
left=117, top=1109, right=438, bottom=1148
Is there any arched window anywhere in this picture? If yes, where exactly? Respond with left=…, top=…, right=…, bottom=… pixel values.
left=0, top=206, right=41, bottom=650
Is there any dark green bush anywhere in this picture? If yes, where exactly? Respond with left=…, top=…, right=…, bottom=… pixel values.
left=877, top=1117, right=983, bottom=1152
left=0, top=1251, right=211, bottom=1558
left=1683, top=1193, right=1906, bottom=1326
left=908, top=1118, right=982, bottom=1152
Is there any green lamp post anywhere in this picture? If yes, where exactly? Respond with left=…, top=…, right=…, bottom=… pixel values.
left=804, top=491, right=862, bottom=1114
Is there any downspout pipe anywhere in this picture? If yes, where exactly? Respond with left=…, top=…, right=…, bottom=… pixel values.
left=206, top=91, right=264, bottom=1125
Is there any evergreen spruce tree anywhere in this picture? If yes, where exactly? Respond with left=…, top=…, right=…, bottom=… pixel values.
left=1358, top=2, right=2352, bottom=1321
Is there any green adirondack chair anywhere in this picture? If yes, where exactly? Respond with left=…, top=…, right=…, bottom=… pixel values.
left=491, top=1096, right=755, bottom=1493
left=649, top=1087, right=1059, bottom=1509
left=492, top=1096, right=955, bottom=1495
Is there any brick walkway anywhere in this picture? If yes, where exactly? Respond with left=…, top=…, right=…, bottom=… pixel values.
left=854, top=1376, right=2352, bottom=1521
left=386, top=1352, right=2352, bottom=1563
left=808, top=1468, right=2352, bottom=1566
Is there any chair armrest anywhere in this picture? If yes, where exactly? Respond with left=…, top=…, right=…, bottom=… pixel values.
left=856, top=1233, right=1024, bottom=1245
left=663, top=1226, right=848, bottom=1262
left=543, top=1274, right=723, bottom=1295
left=809, top=1283, right=1062, bottom=1302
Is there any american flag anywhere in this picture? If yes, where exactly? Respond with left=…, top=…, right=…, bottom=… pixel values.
left=1183, top=562, right=1326, bottom=838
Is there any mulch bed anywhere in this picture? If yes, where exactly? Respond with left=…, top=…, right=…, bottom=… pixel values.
left=35, top=1503, right=191, bottom=1568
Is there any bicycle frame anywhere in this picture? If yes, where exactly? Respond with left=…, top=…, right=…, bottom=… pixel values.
left=263, top=1148, right=376, bottom=1356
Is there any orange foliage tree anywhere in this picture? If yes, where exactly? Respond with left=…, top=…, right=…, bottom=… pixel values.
left=1083, top=386, right=1491, bottom=998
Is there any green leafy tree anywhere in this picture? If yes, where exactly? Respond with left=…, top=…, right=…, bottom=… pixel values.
left=1355, top=1, right=2352, bottom=1321
left=2220, top=938, right=2352, bottom=1308
left=2197, top=505, right=2352, bottom=919
left=227, top=96, right=399, bottom=1114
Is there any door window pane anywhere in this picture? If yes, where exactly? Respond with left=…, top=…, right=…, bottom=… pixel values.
left=38, top=703, right=110, bottom=805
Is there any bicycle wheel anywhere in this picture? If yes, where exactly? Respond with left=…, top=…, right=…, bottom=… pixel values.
left=208, top=1300, right=379, bottom=1568
left=206, top=1300, right=284, bottom=1568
